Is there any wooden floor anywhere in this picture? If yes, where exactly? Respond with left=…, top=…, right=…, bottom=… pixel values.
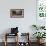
left=0, top=42, right=46, bottom=46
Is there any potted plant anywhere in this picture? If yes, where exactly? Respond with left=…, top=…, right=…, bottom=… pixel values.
left=32, top=25, right=39, bottom=30
left=40, top=26, right=45, bottom=29
left=33, top=32, right=46, bottom=43
left=32, top=24, right=45, bottom=30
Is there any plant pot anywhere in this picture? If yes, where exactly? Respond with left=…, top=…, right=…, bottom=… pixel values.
left=37, top=39, right=44, bottom=44
left=40, top=38, right=45, bottom=43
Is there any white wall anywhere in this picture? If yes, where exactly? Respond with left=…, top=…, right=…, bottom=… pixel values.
left=0, top=0, right=36, bottom=42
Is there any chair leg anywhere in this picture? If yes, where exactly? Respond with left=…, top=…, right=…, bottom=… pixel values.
left=4, top=41, right=7, bottom=46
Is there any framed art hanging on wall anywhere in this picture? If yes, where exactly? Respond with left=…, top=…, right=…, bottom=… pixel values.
left=10, top=9, right=24, bottom=18
left=36, top=0, right=46, bottom=27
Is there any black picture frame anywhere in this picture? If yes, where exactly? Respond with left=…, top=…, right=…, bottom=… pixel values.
left=10, top=9, right=24, bottom=18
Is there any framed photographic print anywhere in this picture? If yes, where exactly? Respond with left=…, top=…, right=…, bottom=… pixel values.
left=37, top=0, right=46, bottom=18
left=10, top=9, right=24, bottom=18
left=36, top=0, right=46, bottom=26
